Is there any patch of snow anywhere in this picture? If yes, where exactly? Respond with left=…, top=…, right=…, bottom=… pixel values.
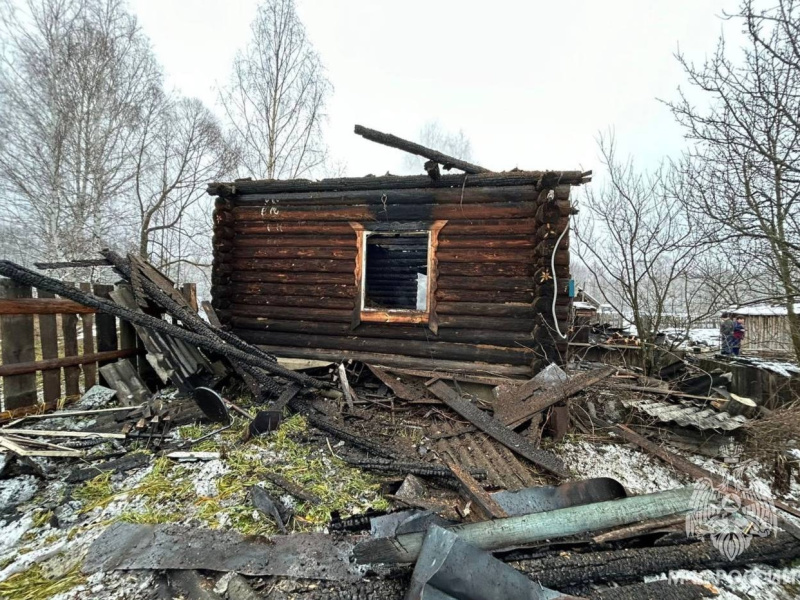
left=728, top=303, right=800, bottom=317
left=0, top=538, right=67, bottom=582
left=732, top=357, right=800, bottom=377
left=0, top=514, right=33, bottom=555
left=191, top=459, right=230, bottom=497
left=648, top=565, right=800, bottom=600
left=0, top=475, right=39, bottom=511
left=557, top=440, right=686, bottom=494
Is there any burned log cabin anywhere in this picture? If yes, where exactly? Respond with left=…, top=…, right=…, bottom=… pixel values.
left=208, top=170, right=588, bottom=376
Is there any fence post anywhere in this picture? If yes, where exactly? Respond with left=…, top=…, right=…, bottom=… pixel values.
left=79, top=283, right=97, bottom=388
left=37, top=290, right=62, bottom=402
left=0, top=278, right=38, bottom=409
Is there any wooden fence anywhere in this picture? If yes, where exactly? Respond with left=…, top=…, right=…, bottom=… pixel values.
left=0, top=277, right=196, bottom=413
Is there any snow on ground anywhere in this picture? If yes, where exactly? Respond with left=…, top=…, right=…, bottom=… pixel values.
left=557, top=436, right=800, bottom=599
left=557, top=439, right=687, bottom=494
left=731, top=357, right=800, bottom=377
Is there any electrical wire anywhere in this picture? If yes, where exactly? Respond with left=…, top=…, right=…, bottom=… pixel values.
left=551, top=222, right=569, bottom=339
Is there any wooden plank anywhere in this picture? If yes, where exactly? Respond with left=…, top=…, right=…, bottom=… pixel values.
left=337, top=363, right=357, bottom=412
left=0, top=298, right=96, bottom=314
left=3, top=428, right=126, bottom=439
left=181, top=283, right=198, bottom=313
left=98, top=359, right=150, bottom=405
left=0, top=279, right=37, bottom=409
left=501, top=367, right=616, bottom=428
left=79, top=283, right=97, bottom=388
left=36, top=291, right=61, bottom=402
left=427, top=380, right=568, bottom=478
left=93, top=284, right=118, bottom=370
left=251, top=345, right=532, bottom=377
left=0, top=436, right=85, bottom=457
left=0, top=349, right=141, bottom=377
left=61, top=309, right=81, bottom=397
left=444, top=457, right=508, bottom=520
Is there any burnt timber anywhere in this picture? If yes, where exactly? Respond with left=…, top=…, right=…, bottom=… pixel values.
left=208, top=169, right=585, bottom=375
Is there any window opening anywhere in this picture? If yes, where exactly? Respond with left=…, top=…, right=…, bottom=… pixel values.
left=362, top=231, right=430, bottom=311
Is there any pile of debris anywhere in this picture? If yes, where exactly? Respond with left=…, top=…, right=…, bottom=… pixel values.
left=1, top=257, right=800, bottom=599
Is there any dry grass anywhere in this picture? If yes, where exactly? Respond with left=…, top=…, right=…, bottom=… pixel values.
left=745, top=402, right=800, bottom=457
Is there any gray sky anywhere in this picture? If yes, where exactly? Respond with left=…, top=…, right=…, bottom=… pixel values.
left=130, top=0, right=738, bottom=178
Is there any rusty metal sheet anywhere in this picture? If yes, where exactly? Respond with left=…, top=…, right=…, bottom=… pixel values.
left=491, top=478, right=627, bottom=517
left=83, top=522, right=363, bottom=581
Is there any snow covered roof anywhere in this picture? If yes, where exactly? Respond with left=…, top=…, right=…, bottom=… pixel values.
left=726, top=303, right=800, bottom=317
left=573, top=301, right=597, bottom=311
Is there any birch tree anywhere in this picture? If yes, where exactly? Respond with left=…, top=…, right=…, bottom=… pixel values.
left=0, top=0, right=161, bottom=263
left=219, top=0, right=331, bottom=180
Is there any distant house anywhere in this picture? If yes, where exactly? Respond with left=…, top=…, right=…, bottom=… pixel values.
left=727, top=304, right=800, bottom=356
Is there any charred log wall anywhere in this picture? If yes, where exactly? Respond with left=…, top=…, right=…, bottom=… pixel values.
left=210, top=180, right=572, bottom=375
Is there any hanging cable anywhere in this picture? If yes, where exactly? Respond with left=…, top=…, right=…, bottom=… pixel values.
left=551, top=221, right=569, bottom=339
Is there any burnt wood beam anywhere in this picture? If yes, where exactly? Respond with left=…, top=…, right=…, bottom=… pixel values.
left=33, top=259, right=110, bottom=269
left=354, top=124, right=490, bottom=174
left=207, top=170, right=591, bottom=197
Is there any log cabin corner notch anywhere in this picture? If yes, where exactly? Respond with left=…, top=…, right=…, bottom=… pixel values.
left=208, top=169, right=590, bottom=377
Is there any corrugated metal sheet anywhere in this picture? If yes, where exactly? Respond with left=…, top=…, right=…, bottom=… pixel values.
left=621, top=397, right=748, bottom=431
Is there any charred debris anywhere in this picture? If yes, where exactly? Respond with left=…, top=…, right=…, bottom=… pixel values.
left=0, top=127, right=798, bottom=600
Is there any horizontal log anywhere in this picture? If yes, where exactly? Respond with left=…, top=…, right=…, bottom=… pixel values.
left=229, top=218, right=538, bottom=237
left=436, top=289, right=533, bottom=303
left=233, top=236, right=356, bottom=248
left=232, top=221, right=359, bottom=235
left=208, top=170, right=588, bottom=196
left=228, top=272, right=354, bottom=285
left=439, top=315, right=533, bottom=332
left=228, top=306, right=352, bottom=323
left=228, top=283, right=355, bottom=298
left=438, top=262, right=533, bottom=277
left=225, top=259, right=354, bottom=272
left=250, top=345, right=533, bottom=376
left=233, top=185, right=547, bottom=206
left=231, top=203, right=537, bottom=222
left=229, top=318, right=533, bottom=346
left=0, top=348, right=141, bottom=377
left=226, top=295, right=355, bottom=309
left=436, top=302, right=536, bottom=318
left=436, top=276, right=533, bottom=291
left=437, top=249, right=534, bottom=263
left=438, top=237, right=534, bottom=249
left=236, top=331, right=536, bottom=365
left=233, top=247, right=356, bottom=260
left=0, top=298, right=97, bottom=315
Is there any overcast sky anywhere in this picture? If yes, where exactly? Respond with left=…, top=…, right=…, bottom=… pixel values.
left=129, top=0, right=740, bottom=179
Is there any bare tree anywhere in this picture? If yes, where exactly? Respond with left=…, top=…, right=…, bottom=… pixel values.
left=132, top=94, right=238, bottom=277
left=574, top=135, right=732, bottom=372
left=403, top=121, right=475, bottom=173
left=219, top=0, right=331, bottom=180
left=0, top=0, right=161, bottom=264
left=666, top=0, right=800, bottom=361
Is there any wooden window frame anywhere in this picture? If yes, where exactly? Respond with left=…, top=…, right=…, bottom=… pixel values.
left=350, top=221, right=446, bottom=330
